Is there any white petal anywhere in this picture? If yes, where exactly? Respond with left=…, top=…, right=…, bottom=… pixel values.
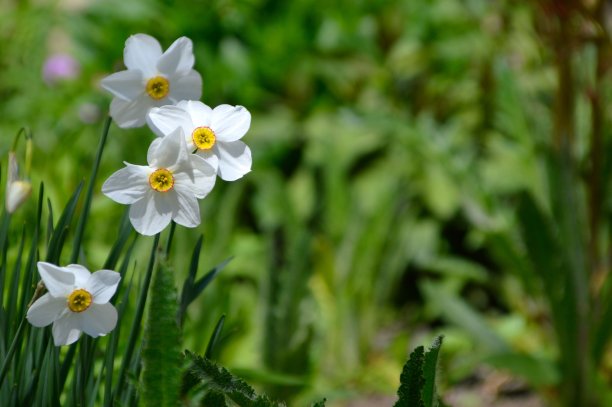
left=147, top=128, right=185, bottom=168
left=188, top=155, right=217, bottom=198
left=26, top=294, right=66, bottom=327
left=80, top=303, right=118, bottom=338
left=110, top=96, right=151, bottom=128
left=124, top=34, right=162, bottom=77
left=216, top=141, right=252, bottom=181
left=102, top=164, right=149, bottom=204
left=85, top=270, right=121, bottom=304
left=147, top=105, right=193, bottom=139
left=37, top=262, right=74, bottom=297
left=212, top=105, right=251, bottom=142
left=129, top=192, right=173, bottom=236
left=52, top=312, right=82, bottom=346
left=171, top=189, right=200, bottom=228
left=64, top=264, right=92, bottom=288
left=194, top=149, right=219, bottom=172
left=100, top=70, right=144, bottom=101
left=167, top=70, right=202, bottom=104
left=177, top=100, right=212, bottom=128
left=157, top=37, right=195, bottom=75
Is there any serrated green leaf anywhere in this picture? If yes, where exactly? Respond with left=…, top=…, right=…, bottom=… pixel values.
left=394, top=345, right=425, bottom=407
left=185, top=350, right=285, bottom=407
left=141, top=261, right=181, bottom=407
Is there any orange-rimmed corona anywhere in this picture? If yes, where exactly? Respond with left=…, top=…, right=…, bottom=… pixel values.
left=67, top=289, right=93, bottom=313
left=145, top=76, right=170, bottom=100
left=149, top=168, right=174, bottom=192
left=192, top=127, right=216, bottom=151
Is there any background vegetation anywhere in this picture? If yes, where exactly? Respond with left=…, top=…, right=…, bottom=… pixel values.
left=1, top=0, right=611, bottom=405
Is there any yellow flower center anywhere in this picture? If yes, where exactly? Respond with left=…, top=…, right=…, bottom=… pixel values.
left=67, top=289, right=92, bottom=313
left=149, top=168, right=174, bottom=192
left=145, top=76, right=170, bottom=100
left=192, top=127, right=216, bottom=150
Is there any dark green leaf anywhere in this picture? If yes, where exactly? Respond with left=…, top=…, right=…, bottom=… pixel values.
left=422, top=336, right=443, bottom=407
left=141, top=261, right=181, bottom=407
left=185, top=350, right=285, bottom=407
left=394, top=346, right=425, bottom=407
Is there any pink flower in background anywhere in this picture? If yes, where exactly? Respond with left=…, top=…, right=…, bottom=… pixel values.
left=43, top=54, right=80, bottom=84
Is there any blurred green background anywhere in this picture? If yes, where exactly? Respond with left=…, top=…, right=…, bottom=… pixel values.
left=1, top=0, right=611, bottom=405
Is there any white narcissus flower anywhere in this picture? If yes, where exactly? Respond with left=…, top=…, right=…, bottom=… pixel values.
left=102, top=127, right=216, bottom=235
left=26, top=262, right=121, bottom=346
left=100, top=34, right=202, bottom=128
left=147, top=101, right=252, bottom=181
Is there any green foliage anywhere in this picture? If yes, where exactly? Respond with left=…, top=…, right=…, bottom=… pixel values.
left=395, top=336, right=443, bottom=407
left=178, top=234, right=231, bottom=327
left=3, top=0, right=612, bottom=405
left=395, top=346, right=425, bottom=407
left=185, top=350, right=285, bottom=407
left=141, top=260, right=182, bottom=407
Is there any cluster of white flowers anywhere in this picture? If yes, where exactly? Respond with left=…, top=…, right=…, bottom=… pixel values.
left=26, top=34, right=249, bottom=346
left=100, top=34, right=252, bottom=235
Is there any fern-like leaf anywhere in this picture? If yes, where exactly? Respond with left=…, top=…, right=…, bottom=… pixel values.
left=185, top=350, right=285, bottom=407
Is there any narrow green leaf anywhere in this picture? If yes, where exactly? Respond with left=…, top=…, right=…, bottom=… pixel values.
left=103, top=209, right=133, bottom=270
left=178, top=237, right=231, bottom=327
left=422, top=336, right=443, bottom=407
left=46, top=198, right=54, bottom=245
left=46, top=182, right=83, bottom=264
left=141, top=261, right=181, bottom=407
left=113, top=234, right=159, bottom=403
left=484, top=352, right=560, bottom=387
left=70, top=116, right=111, bottom=263
left=420, top=280, right=508, bottom=353
left=205, top=314, right=226, bottom=360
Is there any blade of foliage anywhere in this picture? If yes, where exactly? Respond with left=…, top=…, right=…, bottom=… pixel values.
left=517, top=191, right=580, bottom=390
left=203, top=390, right=229, bottom=406
left=205, top=314, right=226, bottom=360
left=181, top=314, right=226, bottom=398
left=185, top=350, right=285, bottom=407
left=141, top=260, right=181, bottom=407
left=394, top=345, right=425, bottom=407
left=178, top=234, right=230, bottom=326
left=70, top=116, right=111, bottom=263
left=484, top=352, right=559, bottom=386
left=420, top=280, right=508, bottom=353
left=422, top=336, right=443, bottom=407
left=395, top=336, right=445, bottom=407
left=103, top=208, right=133, bottom=270
left=113, top=234, right=159, bottom=403
left=45, top=182, right=83, bottom=264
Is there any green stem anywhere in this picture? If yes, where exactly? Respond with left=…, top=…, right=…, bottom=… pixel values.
left=552, top=14, right=592, bottom=407
left=70, top=116, right=112, bottom=263
left=0, top=319, right=28, bottom=387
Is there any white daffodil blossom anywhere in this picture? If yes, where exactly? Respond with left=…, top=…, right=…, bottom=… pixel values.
left=100, top=34, right=202, bottom=128
left=102, top=127, right=216, bottom=235
left=147, top=101, right=252, bottom=181
left=26, top=262, right=121, bottom=346
left=5, top=151, right=32, bottom=213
